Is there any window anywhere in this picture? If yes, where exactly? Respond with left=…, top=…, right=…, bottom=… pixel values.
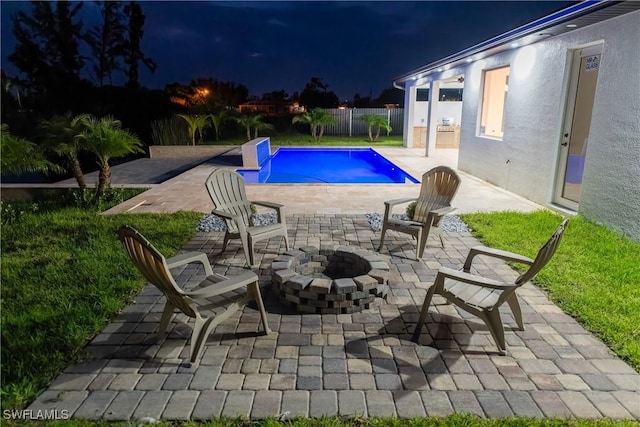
left=439, top=88, right=463, bottom=101
left=480, top=66, right=510, bottom=139
left=416, top=88, right=429, bottom=101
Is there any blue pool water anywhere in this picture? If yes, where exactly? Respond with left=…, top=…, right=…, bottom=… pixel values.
left=237, top=148, right=419, bottom=184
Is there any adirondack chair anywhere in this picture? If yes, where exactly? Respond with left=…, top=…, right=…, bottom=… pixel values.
left=118, top=226, right=271, bottom=364
left=378, top=166, right=460, bottom=259
left=412, top=219, right=568, bottom=354
left=205, top=169, right=290, bottom=267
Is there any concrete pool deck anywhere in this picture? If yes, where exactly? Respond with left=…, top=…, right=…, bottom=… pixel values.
left=102, top=147, right=542, bottom=215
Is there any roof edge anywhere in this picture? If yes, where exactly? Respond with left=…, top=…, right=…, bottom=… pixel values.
left=393, top=0, right=621, bottom=85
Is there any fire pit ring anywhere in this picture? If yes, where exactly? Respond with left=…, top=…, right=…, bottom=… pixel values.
left=271, top=246, right=389, bottom=314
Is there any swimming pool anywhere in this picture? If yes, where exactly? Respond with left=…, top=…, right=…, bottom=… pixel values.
left=237, top=148, right=419, bottom=184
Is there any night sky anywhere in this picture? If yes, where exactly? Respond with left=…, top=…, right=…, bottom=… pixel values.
left=1, top=1, right=575, bottom=100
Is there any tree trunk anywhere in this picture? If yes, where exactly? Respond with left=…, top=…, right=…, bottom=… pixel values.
left=97, top=162, right=111, bottom=194
left=246, top=127, right=251, bottom=140
left=69, top=158, right=86, bottom=191
left=254, top=128, right=258, bottom=139
left=374, top=127, right=381, bottom=142
left=368, top=126, right=373, bottom=142
left=311, top=124, right=317, bottom=141
left=318, top=125, right=324, bottom=142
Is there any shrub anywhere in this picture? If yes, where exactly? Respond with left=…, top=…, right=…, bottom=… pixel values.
left=151, top=116, right=190, bottom=146
left=406, top=201, right=417, bottom=219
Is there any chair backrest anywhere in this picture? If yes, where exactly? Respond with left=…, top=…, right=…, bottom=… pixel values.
left=205, top=169, right=254, bottom=233
left=516, top=218, right=568, bottom=285
left=118, top=226, right=197, bottom=318
left=413, top=166, right=461, bottom=223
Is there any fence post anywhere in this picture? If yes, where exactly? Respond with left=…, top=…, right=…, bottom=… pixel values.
left=349, top=109, right=353, bottom=137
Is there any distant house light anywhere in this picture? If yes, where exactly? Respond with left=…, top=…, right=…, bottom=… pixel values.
left=466, top=58, right=473, bottom=63
left=566, top=23, right=578, bottom=28
left=511, top=42, right=519, bottom=48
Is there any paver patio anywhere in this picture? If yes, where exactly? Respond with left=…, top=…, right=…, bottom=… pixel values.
left=28, top=214, right=640, bottom=420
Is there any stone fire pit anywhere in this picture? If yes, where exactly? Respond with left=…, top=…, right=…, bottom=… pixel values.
left=271, top=246, right=389, bottom=314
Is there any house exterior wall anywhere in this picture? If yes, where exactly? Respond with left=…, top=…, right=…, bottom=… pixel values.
left=456, top=10, right=640, bottom=240
left=579, top=11, right=640, bottom=241
left=413, top=100, right=463, bottom=127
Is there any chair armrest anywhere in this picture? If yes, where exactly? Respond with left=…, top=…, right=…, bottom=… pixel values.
left=431, top=206, right=456, bottom=216
left=251, top=200, right=284, bottom=210
left=384, top=197, right=416, bottom=208
left=166, top=252, right=214, bottom=276
left=251, top=200, right=286, bottom=224
left=211, top=209, right=239, bottom=221
left=382, top=198, right=416, bottom=222
left=212, top=208, right=248, bottom=235
left=462, top=246, right=534, bottom=272
left=438, top=266, right=514, bottom=290
left=187, top=270, right=259, bottom=299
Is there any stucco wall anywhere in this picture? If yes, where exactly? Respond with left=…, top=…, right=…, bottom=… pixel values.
left=456, top=10, right=639, bottom=240
left=579, top=11, right=640, bottom=241
left=413, top=101, right=464, bottom=127
left=413, top=101, right=429, bottom=127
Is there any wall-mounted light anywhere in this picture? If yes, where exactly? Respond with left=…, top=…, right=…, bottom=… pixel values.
left=510, top=42, right=519, bottom=48
left=513, top=45, right=537, bottom=81
left=566, top=23, right=578, bottom=28
left=466, top=58, right=473, bottom=63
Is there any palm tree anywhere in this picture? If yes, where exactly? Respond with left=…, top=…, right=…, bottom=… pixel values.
left=177, top=114, right=209, bottom=145
left=75, top=115, right=144, bottom=194
left=360, top=114, right=392, bottom=142
left=234, top=114, right=274, bottom=140
left=208, top=109, right=229, bottom=141
left=39, top=112, right=90, bottom=190
left=292, top=108, right=336, bottom=142
left=1, top=124, right=60, bottom=175
left=1, top=72, right=23, bottom=110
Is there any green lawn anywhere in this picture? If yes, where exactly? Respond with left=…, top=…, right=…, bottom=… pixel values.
left=204, top=132, right=403, bottom=147
left=460, top=210, right=640, bottom=371
left=0, top=204, right=202, bottom=410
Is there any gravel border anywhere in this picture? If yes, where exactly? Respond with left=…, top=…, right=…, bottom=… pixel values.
left=365, top=213, right=469, bottom=232
left=197, top=212, right=468, bottom=233
left=197, top=212, right=278, bottom=232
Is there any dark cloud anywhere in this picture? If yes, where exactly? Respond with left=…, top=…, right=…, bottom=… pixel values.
left=1, top=1, right=575, bottom=99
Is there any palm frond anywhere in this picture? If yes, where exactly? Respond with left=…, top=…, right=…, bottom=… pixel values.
left=1, top=124, right=62, bottom=175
